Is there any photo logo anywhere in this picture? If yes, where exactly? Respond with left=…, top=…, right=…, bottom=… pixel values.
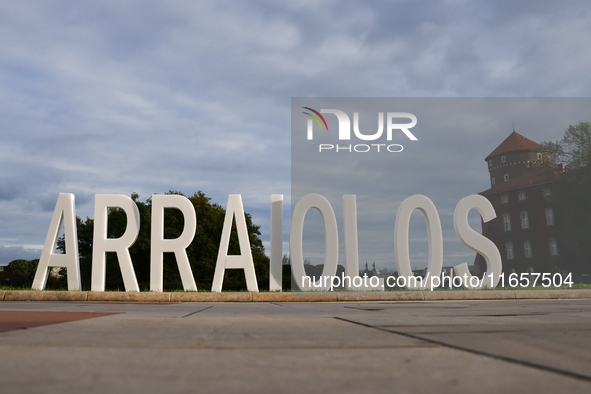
left=302, top=107, right=329, bottom=136
left=303, top=108, right=418, bottom=153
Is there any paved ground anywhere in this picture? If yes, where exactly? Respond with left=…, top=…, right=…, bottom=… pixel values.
left=0, top=299, right=590, bottom=393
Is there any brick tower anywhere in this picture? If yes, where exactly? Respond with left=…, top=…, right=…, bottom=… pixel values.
left=475, top=131, right=565, bottom=275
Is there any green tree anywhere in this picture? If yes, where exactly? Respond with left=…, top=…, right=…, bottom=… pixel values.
left=0, top=259, right=66, bottom=289
left=61, top=191, right=270, bottom=291
left=542, top=122, right=591, bottom=274
left=5, top=259, right=39, bottom=277
left=544, top=122, right=591, bottom=170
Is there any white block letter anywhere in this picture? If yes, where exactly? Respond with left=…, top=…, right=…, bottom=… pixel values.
left=150, top=195, right=197, bottom=292
left=321, top=109, right=351, bottom=140
left=453, top=195, right=502, bottom=289
left=270, top=194, right=283, bottom=291
left=91, top=194, right=140, bottom=292
left=343, top=195, right=359, bottom=288
left=32, top=193, right=81, bottom=291
left=353, top=112, right=384, bottom=140
left=290, top=194, right=338, bottom=291
left=394, top=195, right=443, bottom=290
left=387, top=112, right=417, bottom=141
left=211, top=195, right=259, bottom=292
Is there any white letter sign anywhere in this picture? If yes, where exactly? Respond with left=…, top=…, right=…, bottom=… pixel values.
left=211, top=195, right=259, bottom=292
left=394, top=195, right=443, bottom=290
left=91, top=194, right=140, bottom=292
left=32, top=193, right=81, bottom=291
left=150, top=195, right=198, bottom=292
left=269, top=194, right=283, bottom=291
left=290, top=194, right=339, bottom=291
left=453, top=195, right=502, bottom=289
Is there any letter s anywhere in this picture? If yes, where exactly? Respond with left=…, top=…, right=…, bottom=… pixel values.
left=453, top=195, right=502, bottom=289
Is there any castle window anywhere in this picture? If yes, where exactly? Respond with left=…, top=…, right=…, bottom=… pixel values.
left=501, top=195, right=508, bottom=204
left=488, top=160, right=492, bottom=168
left=518, top=191, right=526, bottom=200
left=549, top=238, right=558, bottom=256
left=520, top=211, right=529, bottom=229
left=491, top=177, right=496, bottom=186
left=504, top=174, right=509, bottom=182
left=506, top=242, right=514, bottom=259
left=543, top=188, right=551, bottom=196
left=537, top=153, right=542, bottom=160
left=546, top=208, right=554, bottom=226
left=503, top=214, right=511, bottom=231
left=501, top=156, right=506, bottom=163
left=524, top=240, right=532, bottom=258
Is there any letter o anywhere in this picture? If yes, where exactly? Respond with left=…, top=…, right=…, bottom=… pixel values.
left=354, top=144, right=370, bottom=152
left=397, top=275, right=407, bottom=288
left=387, top=144, right=404, bottom=152
left=290, top=194, right=339, bottom=291
left=353, top=276, right=362, bottom=288
left=370, top=276, right=379, bottom=287
left=394, top=195, right=443, bottom=289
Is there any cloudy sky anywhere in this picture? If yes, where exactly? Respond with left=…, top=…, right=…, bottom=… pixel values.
left=1, top=1, right=591, bottom=268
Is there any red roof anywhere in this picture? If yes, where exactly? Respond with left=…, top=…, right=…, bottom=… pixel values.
left=480, top=166, right=561, bottom=195
left=485, top=131, right=549, bottom=160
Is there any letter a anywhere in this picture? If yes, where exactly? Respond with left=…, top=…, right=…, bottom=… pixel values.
left=32, top=193, right=81, bottom=290
left=211, top=195, right=259, bottom=292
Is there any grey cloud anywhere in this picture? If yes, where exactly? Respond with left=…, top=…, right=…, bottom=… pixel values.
left=0, top=245, right=41, bottom=266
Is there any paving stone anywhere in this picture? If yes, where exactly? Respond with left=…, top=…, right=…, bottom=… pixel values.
left=423, top=290, right=515, bottom=300
left=289, top=292, right=338, bottom=301
left=337, top=291, right=424, bottom=301
left=170, top=292, right=253, bottom=302
left=0, top=300, right=590, bottom=393
left=252, top=292, right=293, bottom=302
left=513, top=289, right=591, bottom=299
left=4, top=290, right=88, bottom=302
left=0, top=310, right=117, bottom=333
left=87, top=291, right=170, bottom=302
left=3, top=289, right=591, bottom=302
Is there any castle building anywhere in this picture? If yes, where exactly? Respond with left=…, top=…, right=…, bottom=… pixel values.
left=475, top=131, right=565, bottom=274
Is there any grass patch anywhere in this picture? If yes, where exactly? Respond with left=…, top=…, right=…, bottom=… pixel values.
left=2, top=283, right=589, bottom=292
left=0, top=285, right=44, bottom=291
left=0, top=285, right=293, bottom=292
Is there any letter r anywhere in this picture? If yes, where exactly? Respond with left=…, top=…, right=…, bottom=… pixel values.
left=387, top=112, right=417, bottom=141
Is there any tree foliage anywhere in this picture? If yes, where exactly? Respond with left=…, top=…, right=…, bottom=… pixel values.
left=59, top=191, right=269, bottom=291
left=544, top=122, right=591, bottom=170
left=542, top=122, right=591, bottom=274
left=0, top=259, right=66, bottom=289
left=4, top=259, right=39, bottom=277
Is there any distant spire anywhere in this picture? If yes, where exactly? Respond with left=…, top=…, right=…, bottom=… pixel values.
left=512, top=120, right=515, bottom=132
